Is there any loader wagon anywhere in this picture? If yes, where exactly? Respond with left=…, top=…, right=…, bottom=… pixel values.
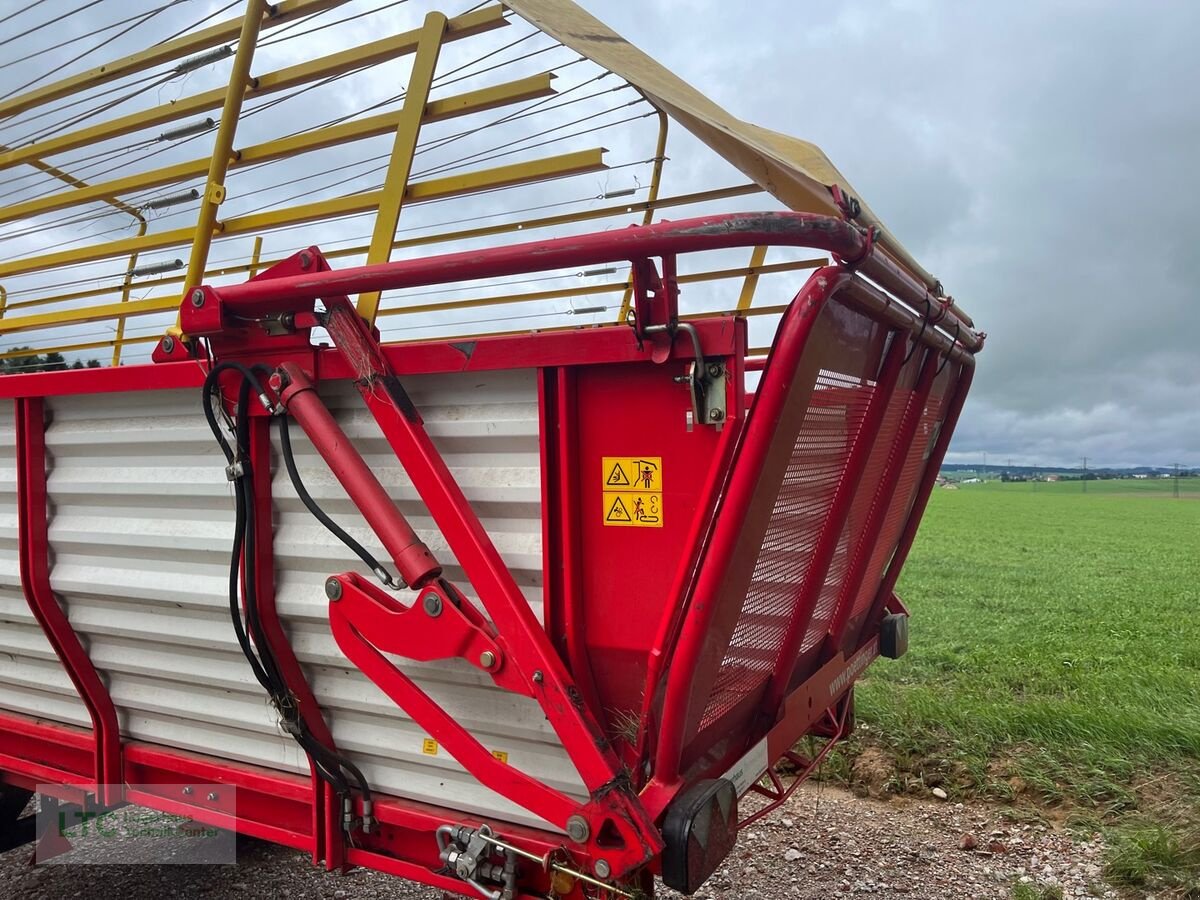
left=0, top=1, right=983, bottom=896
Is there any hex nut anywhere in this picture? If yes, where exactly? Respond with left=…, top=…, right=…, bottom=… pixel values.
left=565, top=815, right=590, bottom=843
left=190, top=288, right=205, bottom=307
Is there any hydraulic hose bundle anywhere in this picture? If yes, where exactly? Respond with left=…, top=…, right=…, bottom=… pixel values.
left=201, top=361, right=380, bottom=833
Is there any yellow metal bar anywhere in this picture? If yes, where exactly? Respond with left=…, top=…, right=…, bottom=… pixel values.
left=356, top=11, right=448, bottom=325
left=375, top=258, right=828, bottom=320
left=0, top=0, right=349, bottom=122
left=248, top=236, right=265, bottom=278
left=18, top=158, right=145, bottom=224
left=617, top=104, right=668, bottom=321
left=111, top=220, right=149, bottom=367
left=3, top=185, right=757, bottom=319
left=736, top=245, right=769, bottom=310
left=0, top=73, right=556, bottom=227
left=0, top=256, right=823, bottom=340
left=4, top=185, right=760, bottom=315
left=182, top=0, right=266, bottom=298
left=0, top=149, right=609, bottom=280
left=5, top=185, right=762, bottom=316
left=111, top=270, right=136, bottom=367
left=1, top=154, right=150, bottom=364
left=0, top=296, right=179, bottom=336
left=0, top=5, right=508, bottom=174
left=0, top=335, right=159, bottom=362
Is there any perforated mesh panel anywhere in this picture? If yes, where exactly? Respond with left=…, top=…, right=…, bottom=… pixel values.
left=698, top=371, right=875, bottom=730
left=796, top=370, right=916, bottom=657
left=842, top=364, right=955, bottom=640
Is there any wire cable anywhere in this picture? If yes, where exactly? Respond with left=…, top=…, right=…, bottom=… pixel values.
left=201, top=360, right=373, bottom=815
left=277, top=411, right=401, bottom=589
left=0, top=1, right=183, bottom=77
left=0, top=0, right=108, bottom=52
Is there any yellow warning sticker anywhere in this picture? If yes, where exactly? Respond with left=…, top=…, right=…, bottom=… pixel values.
left=603, top=457, right=662, bottom=492
left=604, top=492, right=662, bottom=527
left=421, top=738, right=439, bottom=756
left=491, top=750, right=509, bottom=764
left=602, top=457, right=663, bottom=527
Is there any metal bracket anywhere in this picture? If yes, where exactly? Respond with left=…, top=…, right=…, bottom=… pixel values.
left=688, top=359, right=726, bottom=428
left=327, top=574, right=512, bottom=683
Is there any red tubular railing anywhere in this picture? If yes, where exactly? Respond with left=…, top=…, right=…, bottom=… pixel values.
left=649, top=266, right=851, bottom=784
left=190, top=212, right=982, bottom=353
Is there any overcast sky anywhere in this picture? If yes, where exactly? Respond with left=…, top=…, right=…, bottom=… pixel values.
left=580, top=0, right=1199, bottom=469
left=1, top=1, right=1195, bottom=469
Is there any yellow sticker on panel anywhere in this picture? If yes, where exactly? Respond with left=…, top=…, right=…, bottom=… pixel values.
left=604, top=491, right=662, bottom=527
left=602, top=457, right=663, bottom=527
left=421, top=738, right=439, bottom=756
left=602, top=457, right=662, bottom=493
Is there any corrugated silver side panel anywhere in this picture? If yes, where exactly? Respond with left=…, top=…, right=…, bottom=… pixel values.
left=0, top=404, right=90, bottom=727
left=274, top=374, right=583, bottom=825
left=15, top=370, right=580, bottom=829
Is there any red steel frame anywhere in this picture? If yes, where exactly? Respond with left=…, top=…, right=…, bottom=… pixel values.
left=0, top=212, right=979, bottom=897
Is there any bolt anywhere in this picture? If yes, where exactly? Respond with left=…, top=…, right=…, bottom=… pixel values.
left=565, top=815, right=590, bottom=843
left=594, top=859, right=612, bottom=880
left=161, top=336, right=175, bottom=354
left=478, top=650, right=496, bottom=669
left=190, top=288, right=205, bottom=307
left=207, top=792, right=218, bottom=802
left=182, top=786, right=193, bottom=796
left=707, top=362, right=722, bottom=379
left=299, top=251, right=312, bottom=270
left=532, top=670, right=544, bottom=684
left=709, top=408, right=725, bottom=422
left=422, top=593, right=442, bottom=617
left=325, top=578, right=342, bottom=601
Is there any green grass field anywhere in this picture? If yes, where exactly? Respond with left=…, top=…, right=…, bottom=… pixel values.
left=836, top=478, right=1200, bottom=896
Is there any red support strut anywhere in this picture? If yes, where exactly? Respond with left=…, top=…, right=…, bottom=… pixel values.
left=272, top=362, right=442, bottom=589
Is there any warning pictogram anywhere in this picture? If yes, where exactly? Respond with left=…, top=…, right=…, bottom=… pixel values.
left=602, top=457, right=661, bottom=492
left=602, top=457, right=662, bottom=527
left=606, top=496, right=632, bottom=523
left=604, top=492, right=661, bottom=526
left=606, top=462, right=631, bottom=486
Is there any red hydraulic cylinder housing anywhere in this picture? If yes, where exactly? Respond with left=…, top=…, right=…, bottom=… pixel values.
left=272, top=361, right=442, bottom=589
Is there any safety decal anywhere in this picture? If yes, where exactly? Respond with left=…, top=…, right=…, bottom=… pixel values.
left=602, top=457, right=662, bottom=527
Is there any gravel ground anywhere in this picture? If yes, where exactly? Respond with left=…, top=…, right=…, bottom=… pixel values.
left=1, top=786, right=1122, bottom=899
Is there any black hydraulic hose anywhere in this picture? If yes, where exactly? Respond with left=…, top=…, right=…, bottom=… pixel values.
left=276, top=412, right=400, bottom=589
left=203, top=366, right=271, bottom=692
left=233, top=374, right=287, bottom=692
left=202, top=361, right=372, bottom=806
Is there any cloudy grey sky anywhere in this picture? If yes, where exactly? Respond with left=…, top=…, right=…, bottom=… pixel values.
left=1, top=0, right=1195, bottom=469
left=582, top=0, right=1199, bottom=469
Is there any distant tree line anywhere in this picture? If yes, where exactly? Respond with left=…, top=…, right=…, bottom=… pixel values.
left=0, top=348, right=101, bottom=374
